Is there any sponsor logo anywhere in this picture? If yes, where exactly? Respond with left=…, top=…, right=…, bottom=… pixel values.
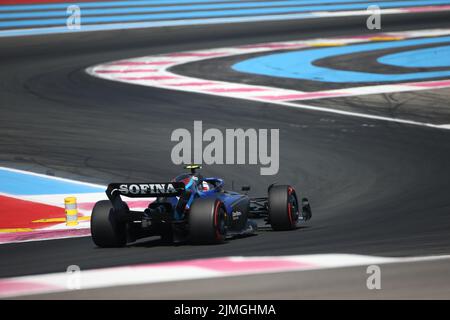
left=118, top=183, right=178, bottom=195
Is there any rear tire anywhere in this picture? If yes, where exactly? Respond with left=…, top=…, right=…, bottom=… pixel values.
left=91, top=200, right=127, bottom=247
left=268, top=185, right=299, bottom=231
left=189, top=198, right=226, bottom=244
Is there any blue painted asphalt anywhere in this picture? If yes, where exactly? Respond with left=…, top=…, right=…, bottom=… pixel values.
left=232, top=36, right=450, bottom=83
left=0, top=0, right=398, bottom=19
left=0, top=168, right=103, bottom=195
left=0, top=0, right=438, bottom=12
left=0, top=13, right=315, bottom=37
left=0, top=0, right=244, bottom=11
left=378, top=45, right=450, bottom=68
left=0, top=0, right=268, bottom=11
left=0, top=0, right=449, bottom=28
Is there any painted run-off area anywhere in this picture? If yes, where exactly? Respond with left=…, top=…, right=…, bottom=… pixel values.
left=89, top=29, right=450, bottom=128
left=0, top=167, right=152, bottom=244
left=0, top=0, right=104, bottom=4
left=1, top=253, right=449, bottom=298
left=1, top=0, right=450, bottom=38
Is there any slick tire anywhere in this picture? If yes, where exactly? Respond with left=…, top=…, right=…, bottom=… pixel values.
left=189, top=198, right=226, bottom=244
left=91, top=200, right=127, bottom=247
left=268, top=185, right=299, bottom=231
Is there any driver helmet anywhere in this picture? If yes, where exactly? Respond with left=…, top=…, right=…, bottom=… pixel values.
left=201, top=181, right=210, bottom=191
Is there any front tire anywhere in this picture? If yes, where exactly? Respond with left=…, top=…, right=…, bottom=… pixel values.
left=91, top=200, right=127, bottom=247
left=268, top=185, right=299, bottom=231
left=189, top=198, right=226, bottom=244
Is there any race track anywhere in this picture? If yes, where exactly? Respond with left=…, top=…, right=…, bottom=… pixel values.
left=1, top=5, right=450, bottom=298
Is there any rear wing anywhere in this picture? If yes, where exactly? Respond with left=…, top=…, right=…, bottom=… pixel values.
left=106, top=182, right=185, bottom=199
left=105, top=182, right=185, bottom=218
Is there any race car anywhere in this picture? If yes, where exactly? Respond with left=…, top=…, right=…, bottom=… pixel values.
left=91, top=165, right=312, bottom=247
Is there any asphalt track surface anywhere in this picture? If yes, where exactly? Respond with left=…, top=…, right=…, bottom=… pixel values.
left=1, top=12, right=450, bottom=298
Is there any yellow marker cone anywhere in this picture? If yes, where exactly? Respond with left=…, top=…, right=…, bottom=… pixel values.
left=65, top=197, right=78, bottom=226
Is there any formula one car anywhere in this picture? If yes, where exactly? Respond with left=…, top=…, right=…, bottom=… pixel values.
left=91, top=165, right=312, bottom=247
